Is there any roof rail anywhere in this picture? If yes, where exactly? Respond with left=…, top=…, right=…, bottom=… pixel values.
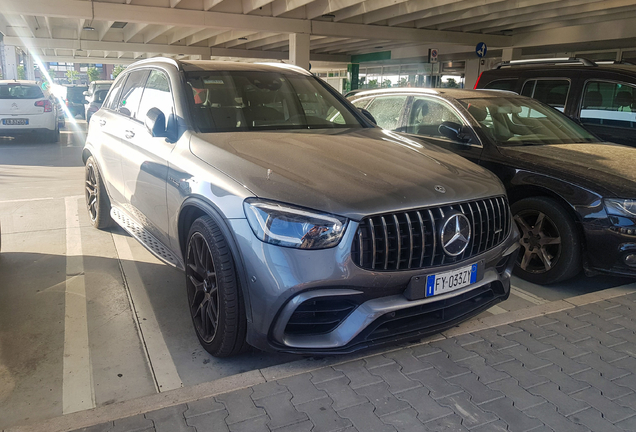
left=129, top=57, right=181, bottom=69
left=595, top=60, right=635, bottom=65
left=494, top=57, right=597, bottom=69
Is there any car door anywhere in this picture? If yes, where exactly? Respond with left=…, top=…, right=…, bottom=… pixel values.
left=403, top=95, right=483, bottom=163
left=119, top=68, right=176, bottom=244
left=577, top=80, right=636, bottom=146
left=91, top=74, right=128, bottom=205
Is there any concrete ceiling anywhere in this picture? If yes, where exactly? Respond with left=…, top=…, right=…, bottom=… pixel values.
left=2, top=0, right=636, bottom=65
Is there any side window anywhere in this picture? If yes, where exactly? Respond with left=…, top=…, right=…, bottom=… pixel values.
left=521, top=80, right=535, bottom=97
left=117, top=70, right=150, bottom=119
left=484, top=79, right=517, bottom=92
left=365, top=96, right=407, bottom=130
left=138, top=70, right=174, bottom=126
left=580, top=81, right=636, bottom=128
left=352, top=98, right=372, bottom=109
left=103, top=75, right=126, bottom=111
left=407, top=97, right=464, bottom=138
left=521, top=79, right=570, bottom=112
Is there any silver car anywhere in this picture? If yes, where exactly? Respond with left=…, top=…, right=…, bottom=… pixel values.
left=83, top=59, right=519, bottom=357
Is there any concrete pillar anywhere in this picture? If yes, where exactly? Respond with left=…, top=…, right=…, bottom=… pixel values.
left=25, top=52, right=36, bottom=80
left=347, top=63, right=359, bottom=92
left=464, top=58, right=481, bottom=89
left=289, top=33, right=310, bottom=70
left=502, top=48, right=522, bottom=62
left=2, top=45, right=19, bottom=80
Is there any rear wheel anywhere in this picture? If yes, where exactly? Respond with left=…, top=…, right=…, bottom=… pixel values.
left=43, top=126, right=59, bottom=143
left=512, top=197, right=581, bottom=284
left=186, top=216, right=248, bottom=357
left=85, top=156, right=112, bottom=229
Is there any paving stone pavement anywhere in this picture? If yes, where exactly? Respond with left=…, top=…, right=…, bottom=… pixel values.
left=64, top=292, right=636, bottom=432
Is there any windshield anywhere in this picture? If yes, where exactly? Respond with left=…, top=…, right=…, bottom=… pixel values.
left=459, top=96, right=599, bottom=145
left=0, top=84, right=44, bottom=99
left=185, top=70, right=363, bottom=132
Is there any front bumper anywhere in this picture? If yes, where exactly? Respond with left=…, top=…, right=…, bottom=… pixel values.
left=230, top=218, right=520, bottom=354
left=583, top=223, right=636, bottom=277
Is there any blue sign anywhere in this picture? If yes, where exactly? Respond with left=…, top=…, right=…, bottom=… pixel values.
left=476, top=42, right=487, bottom=58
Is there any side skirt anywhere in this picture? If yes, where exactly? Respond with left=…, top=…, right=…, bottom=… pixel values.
left=110, top=206, right=185, bottom=271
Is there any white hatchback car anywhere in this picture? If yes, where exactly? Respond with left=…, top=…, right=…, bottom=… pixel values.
left=0, top=80, right=59, bottom=142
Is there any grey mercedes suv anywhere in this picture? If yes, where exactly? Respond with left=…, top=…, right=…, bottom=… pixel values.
left=83, top=58, right=519, bottom=357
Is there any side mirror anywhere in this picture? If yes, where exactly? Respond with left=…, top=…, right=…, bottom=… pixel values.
left=145, top=107, right=167, bottom=138
left=439, top=121, right=471, bottom=143
left=358, top=108, right=377, bottom=125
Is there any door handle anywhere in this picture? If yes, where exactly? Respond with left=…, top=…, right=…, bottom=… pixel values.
left=125, top=130, right=135, bottom=139
left=99, top=119, right=106, bottom=126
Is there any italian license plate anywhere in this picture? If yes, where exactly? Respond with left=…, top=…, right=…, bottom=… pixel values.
left=425, top=263, right=478, bottom=297
left=2, top=118, right=28, bottom=125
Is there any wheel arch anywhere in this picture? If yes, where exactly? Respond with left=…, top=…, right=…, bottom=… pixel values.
left=506, top=184, right=588, bottom=255
left=177, top=197, right=253, bottom=323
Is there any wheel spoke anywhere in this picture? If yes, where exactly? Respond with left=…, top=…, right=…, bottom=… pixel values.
left=520, top=249, right=533, bottom=270
left=534, top=212, right=546, bottom=231
left=207, top=306, right=217, bottom=333
left=514, top=214, right=532, bottom=234
left=539, top=248, right=553, bottom=271
left=541, top=236, right=561, bottom=246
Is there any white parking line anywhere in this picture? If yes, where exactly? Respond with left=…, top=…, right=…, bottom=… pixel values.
left=511, top=286, right=548, bottom=305
left=0, top=195, right=83, bottom=204
left=487, top=305, right=508, bottom=315
left=112, top=233, right=183, bottom=393
left=63, top=197, right=95, bottom=414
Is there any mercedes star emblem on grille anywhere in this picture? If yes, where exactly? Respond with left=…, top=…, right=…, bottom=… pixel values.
left=435, top=185, right=446, bottom=193
left=440, top=213, right=471, bottom=256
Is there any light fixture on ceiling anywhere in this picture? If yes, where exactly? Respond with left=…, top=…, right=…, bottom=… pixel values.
left=83, top=0, right=96, bottom=31
left=374, top=46, right=384, bottom=49
left=238, top=37, right=248, bottom=40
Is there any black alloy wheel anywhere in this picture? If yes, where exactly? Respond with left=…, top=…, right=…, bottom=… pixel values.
left=511, top=197, right=581, bottom=284
left=185, top=216, right=248, bottom=357
left=186, top=232, right=220, bottom=343
left=515, top=210, right=561, bottom=274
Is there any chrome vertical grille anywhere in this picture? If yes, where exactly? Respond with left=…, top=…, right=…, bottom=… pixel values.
left=352, top=196, right=510, bottom=271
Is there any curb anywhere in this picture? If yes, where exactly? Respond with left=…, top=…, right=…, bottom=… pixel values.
left=6, top=282, right=636, bottom=432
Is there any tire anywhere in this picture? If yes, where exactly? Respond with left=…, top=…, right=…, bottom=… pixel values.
left=186, top=215, right=248, bottom=357
left=85, top=156, right=112, bottom=229
left=512, top=196, right=581, bottom=284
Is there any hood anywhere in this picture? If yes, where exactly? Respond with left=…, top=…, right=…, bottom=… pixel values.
left=499, top=143, right=636, bottom=198
left=190, top=128, right=504, bottom=220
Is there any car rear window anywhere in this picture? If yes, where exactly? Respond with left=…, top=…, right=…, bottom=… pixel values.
left=0, top=84, right=44, bottom=99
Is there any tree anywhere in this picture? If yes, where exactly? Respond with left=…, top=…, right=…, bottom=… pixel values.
left=87, top=67, right=100, bottom=83
left=367, top=79, right=378, bottom=89
left=382, top=79, right=392, bottom=88
left=66, top=69, right=79, bottom=84
left=445, top=78, right=459, bottom=88
left=112, top=65, right=126, bottom=79
left=17, top=65, right=26, bottom=80
left=399, top=77, right=408, bottom=87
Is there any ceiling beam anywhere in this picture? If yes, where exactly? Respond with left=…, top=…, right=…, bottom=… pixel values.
left=94, top=20, right=114, bottom=41
left=224, top=31, right=276, bottom=48
left=208, top=30, right=258, bottom=47
left=3, top=36, right=212, bottom=56
left=203, top=0, right=224, bottom=11
left=169, top=26, right=201, bottom=44
left=124, top=22, right=148, bottom=42
left=41, top=55, right=135, bottom=64
left=144, top=25, right=173, bottom=43
left=186, top=28, right=226, bottom=46
left=306, top=0, right=367, bottom=20
left=170, top=0, right=182, bottom=8
left=2, top=0, right=511, bottom=46
left=21, top=15, right=39, bottom=37
left=242, top=0, right=276, bottom=14
left=43, top=16, right=53, bottom=38
left=513, top=16, right=636, bottom=47
left=271, top=0, right=313, bottom=16
left=334, top=0, right=410, bottom=22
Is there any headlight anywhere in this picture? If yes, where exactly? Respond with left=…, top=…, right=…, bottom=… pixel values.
left=243, top=198, right=348, bottom=249
left=604, top=199, right=636, bottom=218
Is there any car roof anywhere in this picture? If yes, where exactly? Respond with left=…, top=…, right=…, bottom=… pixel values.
left=347, top=87, right=517, bottom=100
left=92, top=80, right=113, bottom=84
left=127, top=58, right=311, bottom=76
left=0, top=80, right=39, bottom=85
left=485, top=64, right=636, bottom=75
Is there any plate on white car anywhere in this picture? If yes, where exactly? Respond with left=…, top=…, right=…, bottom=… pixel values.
left=425, top=263, right=478, bottom=297
left=2, top=118, right=28, bottom=125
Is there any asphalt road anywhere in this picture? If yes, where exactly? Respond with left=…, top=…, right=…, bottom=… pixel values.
left=0, top=122, right=632, bottom=429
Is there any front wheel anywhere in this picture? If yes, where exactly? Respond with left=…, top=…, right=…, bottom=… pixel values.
left=512, top=197, right=581, bottom=284
left=85, top=156, right=112, bottom=229
left=186, top=216, right=248, bottom=357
